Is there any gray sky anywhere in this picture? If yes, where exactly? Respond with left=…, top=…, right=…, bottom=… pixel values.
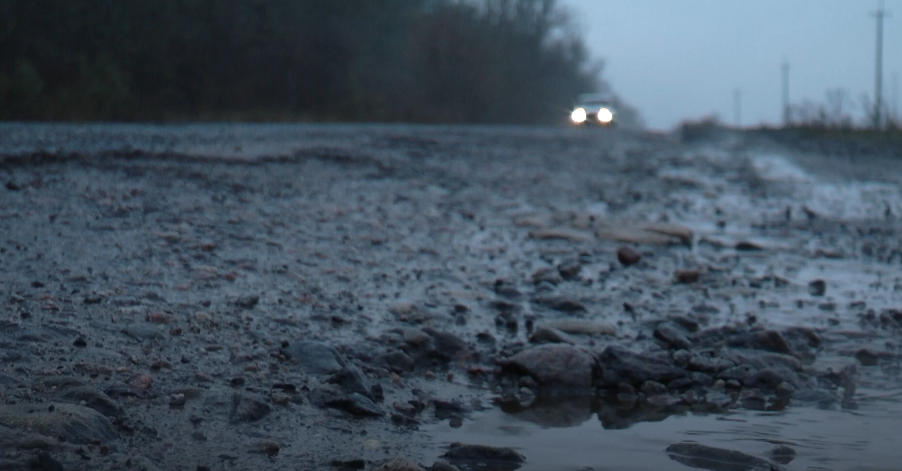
left=563, top=0, right=901, bottom=130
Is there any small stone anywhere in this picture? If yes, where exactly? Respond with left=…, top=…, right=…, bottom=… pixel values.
left=735, top=241, right=764, bottom=251
left=529, top=326, right=573, bottom=344
left=531, top=295, right=587, bottom=312
left=271, top=392, right=291, bottom=406
left=557, top=260, right=582, bottom=280
left=654, top=323, right=691, bottom=350
left=73, top=336, right=87, bottom=347
left=146, top=312, right=173, bottom=324
left=675, top=270, right=700, bottom=284
left=641, top=380, right=668, bottom=396
left=257, top=441, right=280, bottom=456
left=617, top=247, right=642, bottom=266
left=230, top=393, right=271, bottom=423
left=402, top=328, right=431, bottom=345
left=132, top=373, right=153, bottom=390
left=374, top=458, right=425, bottom=471
left=769, top=445, right=797, bottom=464
left=542, top=318, right=615, bottom=336
left=235, top=295, right=260, bottom=309
left=169, top=393, right=187, bottom=407
left=429, top=462, right=460, bottom=471
left=855, top=348, right=881, bottom=366
left=808, top=279, right=827, bottom=296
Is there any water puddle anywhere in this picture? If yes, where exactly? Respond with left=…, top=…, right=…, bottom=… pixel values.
left=426, top=394, right=902, bottom=471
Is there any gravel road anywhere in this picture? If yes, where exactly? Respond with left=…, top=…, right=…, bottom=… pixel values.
left=1, top=124, right=901, bottom=471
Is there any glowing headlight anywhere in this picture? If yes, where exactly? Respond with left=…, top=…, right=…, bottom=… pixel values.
left=571, top=108, right=587, bottom=123
left=597, top=108, right=613, bottom=123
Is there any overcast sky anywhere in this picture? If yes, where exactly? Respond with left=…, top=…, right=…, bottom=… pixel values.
left=563, top=0, right=901, bottom=130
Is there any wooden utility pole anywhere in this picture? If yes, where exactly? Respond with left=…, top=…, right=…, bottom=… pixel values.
left=781, top=62, right=790, bottom=126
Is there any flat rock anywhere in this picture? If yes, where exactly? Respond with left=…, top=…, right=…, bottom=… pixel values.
left=654, top=323, right=691, bottom=350
left=282, top=341, right=346, bottom=374
left=542, top=319, right=615, bottom=336
left=442, top=443, right=525, bottom=466
left=596, top=226, right=681, bottom=245
left=640, top=222, right=694, bottom=246
left=327, top=366, right=375, bottom=400
left=499, top=344, right=595, bottom=388
left=0, top=402, right=117, bottom=445
left=229, top=393, right=271, bottom=424
left=531, top=295, right=587, bottom=313
left=375, top=458, right=425, bottom=471
left=529, top=326, right=574, bottom=344
left=56, top=385, right=124, bottom=418
left=528, top=228, right=592, bottom=242
left=666, top=441, right=785, bottom=471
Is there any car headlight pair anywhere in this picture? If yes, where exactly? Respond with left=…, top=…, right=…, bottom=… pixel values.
left=570, top=107, right=613, bottom=124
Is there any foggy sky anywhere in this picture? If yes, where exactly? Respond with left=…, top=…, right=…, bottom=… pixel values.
left=564, top=0, right=902, bottom=130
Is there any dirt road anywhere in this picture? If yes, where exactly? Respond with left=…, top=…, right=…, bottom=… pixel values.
left=1, top=124, right=901, bottom=471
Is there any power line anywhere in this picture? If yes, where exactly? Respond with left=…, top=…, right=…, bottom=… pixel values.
left=872, top=1, right=891, bottom=129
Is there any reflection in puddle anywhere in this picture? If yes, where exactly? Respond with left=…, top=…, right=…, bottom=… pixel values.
left=427, top=393, right=902, bottom=471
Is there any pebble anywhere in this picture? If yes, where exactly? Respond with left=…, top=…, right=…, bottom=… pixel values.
left=808, top=279, right=827, bottom=296
left=674, top=270, right=700, bottom=284
left=616, top=246, right=642, bottom=266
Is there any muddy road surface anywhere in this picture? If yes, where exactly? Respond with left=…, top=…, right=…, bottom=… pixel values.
left=1, top=124, right=901, bottom=471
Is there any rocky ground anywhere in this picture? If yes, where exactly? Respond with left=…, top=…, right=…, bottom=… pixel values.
left=1, top=124, right=901, bottom=471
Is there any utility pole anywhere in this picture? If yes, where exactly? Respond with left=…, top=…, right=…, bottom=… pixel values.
left=872, top=1, right=891, bottom=130
left=733, top=89, right=741, bottom=128
left=781, top=62, right=790, bottom=126
left=893, top=72, right=899, bottom=125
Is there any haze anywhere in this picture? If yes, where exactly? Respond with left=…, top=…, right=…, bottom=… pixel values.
left=565, top=0, right=901, bottom=131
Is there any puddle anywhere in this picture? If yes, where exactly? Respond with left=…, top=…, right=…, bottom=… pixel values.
left=426, top=394, right=902, bottom=471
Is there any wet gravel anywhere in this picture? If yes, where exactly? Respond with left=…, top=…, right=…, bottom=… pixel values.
left=1, top=123, right=902, bottom=470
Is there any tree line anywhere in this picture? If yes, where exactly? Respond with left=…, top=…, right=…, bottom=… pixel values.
left=0, top=0, right=640, bottom=125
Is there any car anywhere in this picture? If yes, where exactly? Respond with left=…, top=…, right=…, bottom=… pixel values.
left=570, top=93, right=616, bottom=126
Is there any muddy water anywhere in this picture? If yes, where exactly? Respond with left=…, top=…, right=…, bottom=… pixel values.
left=2, top=124, right=902, bottom=470
left=427, top=396, right=902, bottom=471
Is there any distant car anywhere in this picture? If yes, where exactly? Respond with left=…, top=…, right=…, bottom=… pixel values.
left=570, top=93, right=616, bottom=126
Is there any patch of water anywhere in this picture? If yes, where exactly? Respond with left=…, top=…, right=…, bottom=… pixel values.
left=426, top=395, right=902, bottom=471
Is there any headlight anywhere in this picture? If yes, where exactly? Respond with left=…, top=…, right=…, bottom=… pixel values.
left=571, top=108, right=587, bottom=123
left=597, top=108, right=613, bottom=123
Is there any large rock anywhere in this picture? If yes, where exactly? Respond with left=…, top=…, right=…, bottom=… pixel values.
left=499, top=344, right=595, bottom=388
left=0, top=403, right=117, bottom=445
left=597, top=346, right=686, bottom=387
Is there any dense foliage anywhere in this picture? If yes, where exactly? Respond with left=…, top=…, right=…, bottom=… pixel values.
left=0, top=0, right=638, bottom=124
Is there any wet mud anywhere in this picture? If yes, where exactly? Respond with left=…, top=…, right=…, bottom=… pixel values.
left=1, top=124, right=901, bottom=470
